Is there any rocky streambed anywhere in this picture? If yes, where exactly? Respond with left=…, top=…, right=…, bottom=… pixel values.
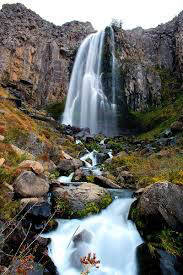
left=0, top=125, right=183, bottom=274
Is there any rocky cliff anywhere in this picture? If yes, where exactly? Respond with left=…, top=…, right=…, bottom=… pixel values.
left=0, top=3, right=94, bottom=106
left=0, top=3, right=183, bottom=112
left=114, top=12, right=183, bottom=111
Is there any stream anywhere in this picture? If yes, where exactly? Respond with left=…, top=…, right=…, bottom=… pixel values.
left=44, top=140, right=143, bottom=274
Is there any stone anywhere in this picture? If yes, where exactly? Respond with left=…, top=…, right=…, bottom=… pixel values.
left=0, top=158, right=5, bottom=167
left=137, top=181, right=183, bottom=231
left=57, top=158, right=83, bottom=173
left=14, top=171, right=49, bottom=198
left=117, top=170, right=135, bottom=187
left=60, top=150, right=73, bottom=160
left=18, top=160, right=44, bottom=174
left=10, top=144, right=34, bottom=159
left=72, top=229, right=93, bottom=246
left=0, top=135, right=5, bottom=141
left=52, top=182, right=109, bottom=212
left=93, top=151, right=109, bottom=164
left=40, top=160, right=57, bottom=172
left=94, top=176, right=121, bottom=189
left=171, top=121, right=183, bottom=132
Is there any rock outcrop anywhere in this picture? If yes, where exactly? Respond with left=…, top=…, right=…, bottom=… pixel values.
left=136, top=181, right=183, bottom=231
left=113, top=12, right=183, bottom=111
left=0, top=3, right=94, bottom=107
left=0, top=3, right=183, bottom=113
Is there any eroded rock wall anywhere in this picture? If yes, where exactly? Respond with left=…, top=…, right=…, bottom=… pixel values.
left=0, top=3, right=94, bottom=106
left=114, top=12, right=183, bottom=111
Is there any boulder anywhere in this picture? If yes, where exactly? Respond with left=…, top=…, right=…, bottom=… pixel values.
left=137, top=181, right=183, bottom=231
left=57, top=158, right=83, bottom=173
left=52, top=182, right=109, bottom=212
left=40, top=160, right=57, bottom=172
left=171, top=121, right=183, bottom=132
left=72, top=229, right=93, bottom=246
left=18, top=160, right=44, bottom=174
left=10, top=144, right=34, bottom=159
left=0, top=135, right=5, bottom=141
left=14, top=171, right=49, bottom=198
left=117, top=170, right=135, bottom=187
left=93, top=151, right=109, bottom=164
left=23, top=201, right=51, bottom=231
left=94, top=176, right=121, bottom=189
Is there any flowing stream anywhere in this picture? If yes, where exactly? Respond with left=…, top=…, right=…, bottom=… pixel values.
left=45, top=190, right=142, bottom=275
left=62, top=28, right=118, bottom=136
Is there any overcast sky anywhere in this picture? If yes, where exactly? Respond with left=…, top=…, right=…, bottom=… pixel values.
left=0, top=0, right=183, bottom=30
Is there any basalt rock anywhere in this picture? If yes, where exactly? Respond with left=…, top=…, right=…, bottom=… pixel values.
left=114, top=11, right=183, bottom=111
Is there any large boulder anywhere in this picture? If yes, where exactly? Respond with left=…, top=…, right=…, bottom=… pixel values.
left=18, top=160, right=44, bottom=175
left=52, top=182, right=111, bottom=214
left=137, top=181, right=183, bottom=231
left=57, top=158, right=83, bottom=173
left=14, top=171, right=49, bottom=198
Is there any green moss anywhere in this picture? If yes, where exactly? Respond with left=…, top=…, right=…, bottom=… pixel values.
left=157, top=229, right=183, bottom=257
left=0, top=186, right=20, bottom=221
left=86, top=176, right=95, bottom=183
left=49, top=169, right=60, bottom=180
left=54, top=193, right=112, bottom=219
left=75, top=202, right=100, bottom=218
left=46, top=100, right=66, bottom=120
left=85, top=142, right=101, bottom=152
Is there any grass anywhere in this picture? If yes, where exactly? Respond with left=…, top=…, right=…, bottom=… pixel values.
left=104, top=148, right=183, bottom=188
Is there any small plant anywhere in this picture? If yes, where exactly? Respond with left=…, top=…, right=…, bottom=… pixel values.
left=16, top=254, right=34, bottom=274
left=80, top=253, right=100, bottom=275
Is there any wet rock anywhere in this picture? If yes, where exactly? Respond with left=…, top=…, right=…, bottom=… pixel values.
left=137, top=181, right=183, bottom=231
left=137, top=243, right=162, bottom=275
left=93, top=151, right=109, bottom=164
left=73, top=168, right=92, bottom=181
left=14, top=171, right=49, bottom=197
left=52, top=182, right=109, bottom=213
left=70, top=229, right=93, bottom=270
left=94, top=176, right=121, bottom=189
left=73, top=229, right=93, bottom=246
left=18, top=160, right=44, bottom=175
left=23, top=201, right=51, bottom=231
left=57, top=158, right=83, bottom=173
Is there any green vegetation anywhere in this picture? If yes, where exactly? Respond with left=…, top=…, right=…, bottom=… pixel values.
left=0, top=185, right=20, bottom=221
left=104, top=148, right=183, bottom=188
left=131, top=67, right=183, bottom=140
left=54, top=193, right=112, bottom=219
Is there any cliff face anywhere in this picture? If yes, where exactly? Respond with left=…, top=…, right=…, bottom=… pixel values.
left=114, top=12, right=183, bottom=111
left=0, top=3, right=94, bottom=106
left=0, top=3, right=183, bottom=112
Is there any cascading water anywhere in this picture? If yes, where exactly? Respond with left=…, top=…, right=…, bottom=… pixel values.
left=44, top=192, right=142, bottom=275
left=62, top=28, right=119, bottom=136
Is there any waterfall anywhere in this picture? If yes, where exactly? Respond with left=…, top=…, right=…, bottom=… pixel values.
left=44, top=192, right=143, bottom=275
left=62, top=28, right=119, bottom=136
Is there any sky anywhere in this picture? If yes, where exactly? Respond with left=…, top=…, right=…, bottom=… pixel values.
left=0, top=0, right=183, bottom=31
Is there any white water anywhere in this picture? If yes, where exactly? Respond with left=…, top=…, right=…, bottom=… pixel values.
left=45, top=197, right=142, bottom=275
left=58, top=172, right=74, bottom=184
left=62, top=28, right=118, bottom=136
